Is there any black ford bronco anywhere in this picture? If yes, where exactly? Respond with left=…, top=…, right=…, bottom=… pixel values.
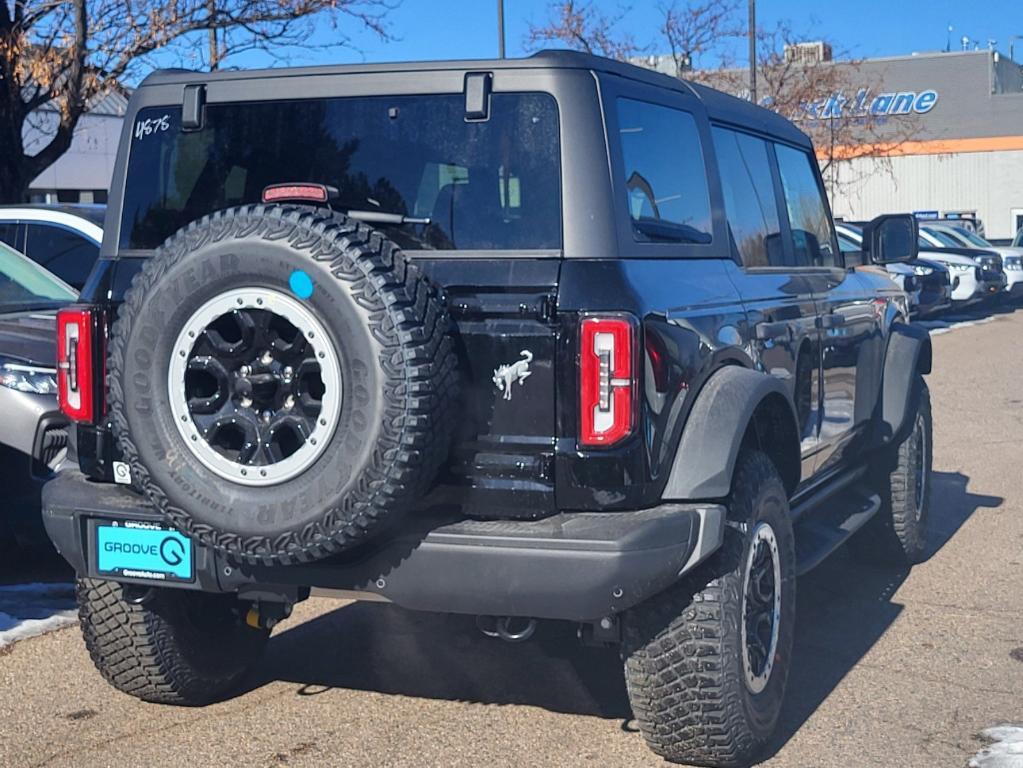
left=43, top=51, right=932, bottom=767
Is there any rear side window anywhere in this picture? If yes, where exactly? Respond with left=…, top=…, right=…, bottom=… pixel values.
left=23, top=224, right=99, bottom=290
left=615, top=98, right=712, bottom=245
left=712, top=127, right=782, bottom=268
left=774, top=143, right=837, bottom=267
left=0, top=222, right=20, bottom=252
left=120, top=93, right=562, bottom=252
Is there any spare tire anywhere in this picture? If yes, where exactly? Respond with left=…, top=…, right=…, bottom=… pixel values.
left=107, top=205, right=457, bottom=565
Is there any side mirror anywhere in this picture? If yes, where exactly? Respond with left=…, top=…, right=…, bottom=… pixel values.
left=863, top=214, right=919, bottom=264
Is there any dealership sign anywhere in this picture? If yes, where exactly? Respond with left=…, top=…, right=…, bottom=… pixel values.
left=801, top=88, right=939, bottom=120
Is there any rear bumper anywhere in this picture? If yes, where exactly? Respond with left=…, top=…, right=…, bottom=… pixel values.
left=42, top=470, right=725, bottom=622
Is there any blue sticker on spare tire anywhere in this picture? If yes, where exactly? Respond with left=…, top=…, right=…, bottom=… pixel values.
left=289, top=270, right=314, bottom=299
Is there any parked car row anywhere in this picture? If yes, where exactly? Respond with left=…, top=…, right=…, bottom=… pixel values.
left=836, top=218, right=1022, bottom=317
left=0, top=205, right=102, bottom=555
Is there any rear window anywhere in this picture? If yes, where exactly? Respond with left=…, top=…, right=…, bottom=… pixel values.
left=120, top=93, right=562, bottom=252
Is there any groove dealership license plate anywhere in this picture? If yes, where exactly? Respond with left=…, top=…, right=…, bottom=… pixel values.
left=95, top=520, right=194, bottom=583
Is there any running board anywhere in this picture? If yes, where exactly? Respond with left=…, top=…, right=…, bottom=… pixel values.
left=793, top=487, right=881, bottom=576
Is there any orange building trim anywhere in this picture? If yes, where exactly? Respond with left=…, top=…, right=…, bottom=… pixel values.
left=819, top=135, right=1023, bottom=160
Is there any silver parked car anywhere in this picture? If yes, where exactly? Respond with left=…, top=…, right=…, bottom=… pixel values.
left=0, top=240, right=78, bottom=552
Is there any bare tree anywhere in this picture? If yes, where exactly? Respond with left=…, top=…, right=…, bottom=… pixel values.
left=708, top=24, right=921, bottom=195
left=526, top=0, right=741, bottom=72
left=527, top=2, right=922, bottom=195
left=0, top=0, right=393, bottom=203
left=659, top=0, right=742, bottom=76
left=525, top=1, right=641, bottom=60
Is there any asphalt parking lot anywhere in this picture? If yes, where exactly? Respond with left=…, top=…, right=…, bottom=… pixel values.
left=1, top=305, right=1022, bottom=768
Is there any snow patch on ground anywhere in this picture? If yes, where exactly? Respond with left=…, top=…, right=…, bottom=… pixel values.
left=970, top=725, right=1023, bottom=768
left=0, top=583, right=76, bottom=650
left=915, top=315, right=996, bottom=336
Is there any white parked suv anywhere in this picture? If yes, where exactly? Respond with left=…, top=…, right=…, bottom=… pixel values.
left=928, top=223, right=1023, bottom=298
left=0, top=205, right=104, bottom=291
left=836, top=222, right=976, bottom=307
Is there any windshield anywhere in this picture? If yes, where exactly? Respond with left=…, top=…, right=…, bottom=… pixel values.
left=0, top=241, right=78, bottom=313
left=922, top=227, right=963, bottom=248
left=837, top=224, right=862, bottom=243
left=950, top=227, right=992, bottom=248
left=1015, top=229, right=1023, bottom=247
left=837, top=234, right=859, bottom=253
left=120, top=94, right=562, bottom=253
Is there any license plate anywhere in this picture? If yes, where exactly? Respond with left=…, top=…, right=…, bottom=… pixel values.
left=95, top=521, right=194, bottom=583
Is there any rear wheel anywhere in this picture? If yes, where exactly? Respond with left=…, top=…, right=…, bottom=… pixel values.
left=852, top=378, right=932, bottom=565
left=77, top=579, right=269, bottom=705
left=622, top=451, right=796, bottom=767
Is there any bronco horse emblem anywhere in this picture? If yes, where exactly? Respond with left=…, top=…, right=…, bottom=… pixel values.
left=493, top=350, right=533, bottom=401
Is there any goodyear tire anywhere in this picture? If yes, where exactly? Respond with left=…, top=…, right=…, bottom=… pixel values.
left=107, top=205, right=457, bottom=565
left=77, top=578, right=269, bottom=705
left=622, top=451, right=796, bottom=767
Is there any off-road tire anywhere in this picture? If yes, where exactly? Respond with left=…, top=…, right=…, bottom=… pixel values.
left=76, top=578, right=269, bottom=705
left=852, top=378, right=932, bottom=565
left=622, top=451, right=796, bottom=767
left=106, top=205, right=458, bottom=565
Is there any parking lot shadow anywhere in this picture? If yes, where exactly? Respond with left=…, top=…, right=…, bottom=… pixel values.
left=764, top=470, right=1001, bottom=758
left=246, top=470, right=1001, bottom=744
left=253, top=605, right=631, bottom=719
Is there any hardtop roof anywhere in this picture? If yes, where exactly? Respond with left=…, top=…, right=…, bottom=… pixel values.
left=138, top=49, right=810, bottom=148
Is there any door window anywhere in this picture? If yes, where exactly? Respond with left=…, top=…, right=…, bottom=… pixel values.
left=615, top=98, right=712, bottom=245
left=774, top=143, right=837, bottom=267
left=0, top=222, right=20, bottom=252
left=712, top=127, right=783, bottom=268
left=24, top=224, right=99, bottom=290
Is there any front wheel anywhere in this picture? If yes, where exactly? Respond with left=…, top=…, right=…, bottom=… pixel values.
left=852, top=378, right=932, bottom=565
left=622, top=451, right=796, bottom=767
left=77, top=579, right=270, bottom=705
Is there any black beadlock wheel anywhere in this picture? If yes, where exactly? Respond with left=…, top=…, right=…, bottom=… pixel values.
left=851, top=378, right=932, bottom=565
left=76, top=578, right=269, bottom=705
left=107, top=205, right=458, bottom=565
left=622, top=451, right=796, bottom=767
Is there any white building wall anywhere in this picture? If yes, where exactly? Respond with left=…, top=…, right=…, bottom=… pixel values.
left=829, top=150, right=1023, bottom=240
left=24, top=110, right=124, bottom=195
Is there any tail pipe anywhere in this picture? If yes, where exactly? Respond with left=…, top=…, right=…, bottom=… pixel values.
left=476, top=615, right=537, bottom=643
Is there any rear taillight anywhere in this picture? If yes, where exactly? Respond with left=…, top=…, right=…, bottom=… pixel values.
left=57, top=308, right=96, bottom=422
left=579, top=315, right=636, bottom=447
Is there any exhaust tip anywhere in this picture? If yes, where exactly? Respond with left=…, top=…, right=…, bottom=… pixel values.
left=476, top=615, right=537, bottom=643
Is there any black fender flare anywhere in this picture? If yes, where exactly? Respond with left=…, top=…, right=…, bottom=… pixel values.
left=661, top=366, right=800, bottom=501
left=880, top=322, right=932, bottom=444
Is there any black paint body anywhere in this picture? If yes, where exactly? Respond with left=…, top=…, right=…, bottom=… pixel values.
left=50, top=53, right=919, bottom=606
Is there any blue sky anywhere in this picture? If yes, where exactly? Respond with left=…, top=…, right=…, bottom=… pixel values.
left=208, top=0, right=1022, bottom=70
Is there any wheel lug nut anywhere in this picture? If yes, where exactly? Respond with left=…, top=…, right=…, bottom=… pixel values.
left=260, top=351, right=273, bottom=366
left=240, top=396, right=253, bottom=408
left=284, top=395, right=295, bottom=410
left=239, top=365, right=251, bottom=377
left=283, top=366, right=294, bottom=380
left=261, top=410, right=273, bottom=423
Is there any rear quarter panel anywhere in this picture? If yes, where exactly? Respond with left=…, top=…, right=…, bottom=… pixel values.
left=555, top=258, right=750, bottom=510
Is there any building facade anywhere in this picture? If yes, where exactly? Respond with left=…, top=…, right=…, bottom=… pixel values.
left=817, top=50, right=1023, bottom=239
left=24, top=91, right=128, bottom=204
left=641, top=48, right=1023, bottom=239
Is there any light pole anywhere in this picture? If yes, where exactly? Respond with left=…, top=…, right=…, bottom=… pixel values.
left=748, top=0, right=757, bottom=104
left=1010, top=35, right=1022, bottom=64
left=498, top=0, right=506, bottom=59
